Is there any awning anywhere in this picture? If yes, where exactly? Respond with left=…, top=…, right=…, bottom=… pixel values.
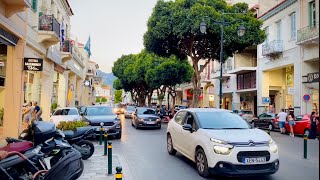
left=0, top=27, right=19, bottom=46
left=228, top=67, right=257, bottom=74
left=54, top=63, right=65, bottom=74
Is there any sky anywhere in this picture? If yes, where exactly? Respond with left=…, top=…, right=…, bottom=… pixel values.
left=69, top=0, right=159, bottom=73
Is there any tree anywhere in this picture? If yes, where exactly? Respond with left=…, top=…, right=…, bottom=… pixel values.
left=144, top=0, right=266, bottom=107
left=114, top=90, right=123, bottom=104
left=101, top=97, right=107, bottom=103
left=95, top=97, right=101, bottom=103
left=146, top=56, right=193, bottom=107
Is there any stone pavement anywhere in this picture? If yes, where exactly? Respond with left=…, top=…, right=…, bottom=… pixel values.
left=79, top=141, right=131, bottom=180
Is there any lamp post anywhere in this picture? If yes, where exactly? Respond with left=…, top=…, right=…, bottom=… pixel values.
left=200, top=13, right=246, bottom=109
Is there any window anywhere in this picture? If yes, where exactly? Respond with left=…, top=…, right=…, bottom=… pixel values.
left=290, top=12, right=296, bottom=39
left=195, top=112, right=250, bottom=129
left=32, top=0, right=37, bottom=12
left=184, top=113, right=197, bottom=129
left=175, top=111, right=186, bottom=125
left=237, top=72, right=256, bottom=90
left=309, top=1, right=317, bottom=27
left=264, top=26, right=269, bottom=43
left=276, top=20, right=282, bottom=40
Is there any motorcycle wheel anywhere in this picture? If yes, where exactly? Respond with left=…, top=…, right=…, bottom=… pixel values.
left=76, top=140, right=94, bottom=160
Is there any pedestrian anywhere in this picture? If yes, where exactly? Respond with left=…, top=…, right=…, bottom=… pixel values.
left=22, top=101, right=34, bottom=129
left=32, top=101, right=42, bottom=121
left=309, top=111, right=319, bottom=139
left=287, top=114, right=295, bottom=137
left=276, top=109, right=287, bottom=134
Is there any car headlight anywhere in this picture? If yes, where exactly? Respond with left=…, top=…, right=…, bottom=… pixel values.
left=210, top=138, right=228, bottom=145
left=268, top=139, right=278, bottom=153
left=100, top=122, right=104, bottom=126
left=156, top=118, right=161, bottom=122
left=213, top=145, right=232, bottom=155
left=116, top=125, right=121, bottom=129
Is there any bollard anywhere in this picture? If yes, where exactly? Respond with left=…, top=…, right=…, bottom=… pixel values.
left=104, top=133, right=108, bottom=155
left=268, top=128, right=270, bottom=135
left=108, top=141, right=112, bottom=175
left=99, top=127, right=104, bottom=145
left=303, top=135, right=307, bottom=159
left=115, top=166, right=122, bottom=180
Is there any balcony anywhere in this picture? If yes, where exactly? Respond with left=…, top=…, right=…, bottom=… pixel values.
left=71, top=46, right=84, bottom=68
left=1, top=0, right=31, bottom=17
left=211, top=66, right=232, bottom=79
left=61, top=40, right=72, bottom=63
left=38, top=15, right=60, bottom=48
left=297, top=22, right=319, bottom=45
left=262, top=40, right=283, bottom=59
left=87, top=69, right=94, bottom=77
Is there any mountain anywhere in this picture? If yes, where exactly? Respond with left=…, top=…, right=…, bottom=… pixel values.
left=97, top=70, right=116, bottom=88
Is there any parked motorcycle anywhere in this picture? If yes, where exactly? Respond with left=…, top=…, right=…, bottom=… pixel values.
left=60, top=127, right=95, bottom=160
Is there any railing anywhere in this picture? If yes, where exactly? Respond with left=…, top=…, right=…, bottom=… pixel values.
left=61, top=40, right=72, bottom=53
left=262, top=40, right=283, bottom=56
left=39, top=15, right=60, bottom=37
left=212, top=66, right=232, bottom=74
left=297, top=22, right=319, bottom=43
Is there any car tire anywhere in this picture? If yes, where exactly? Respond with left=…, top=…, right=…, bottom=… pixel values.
left=268, top=123, right=274, bottom=131
left=167, top=134, right=176, bottom=155
left=251, top=121, right=255, bottom=127
left=116, top=131, right=122, bottom=139
left=158, top=125, right=161, bottom=129
left=196, top=148, right=210, bottom=178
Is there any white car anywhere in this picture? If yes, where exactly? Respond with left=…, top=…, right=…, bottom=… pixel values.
left=166, top=108, right=279, bottom=177
left=50, top=107, right=81, bottom=126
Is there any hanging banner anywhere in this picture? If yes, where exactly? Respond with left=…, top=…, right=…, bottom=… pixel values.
left=23, top=58, right=43, bottom=71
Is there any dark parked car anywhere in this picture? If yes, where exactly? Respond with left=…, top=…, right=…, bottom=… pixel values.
left=251, top=113, right=279, bottom=131
left=82, top=106, right=122, bottom=139
left=131, top=107, right=161, bottom=129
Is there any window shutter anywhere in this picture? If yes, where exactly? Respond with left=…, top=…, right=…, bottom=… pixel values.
left=32, top=0, right=37, bottom=11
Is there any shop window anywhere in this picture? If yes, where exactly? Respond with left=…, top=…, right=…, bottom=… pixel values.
left=309, top=0, right=317, bottom=27
left=290, top=12, right=296, bottom=39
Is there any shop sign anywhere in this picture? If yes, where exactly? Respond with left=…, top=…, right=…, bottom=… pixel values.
left=307, top=72, right=319, bottom=83
left=23, top=58, right=43, bottom=71
left=288, top=87, right=295, bottom=95
left=262, top=97, right=270, bottom=104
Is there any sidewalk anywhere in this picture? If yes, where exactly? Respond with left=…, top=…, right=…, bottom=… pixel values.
left=79, top=141, right=130, bottom=180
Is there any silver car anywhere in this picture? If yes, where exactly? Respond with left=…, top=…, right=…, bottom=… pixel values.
left=233, top=110, right=254, bottom=123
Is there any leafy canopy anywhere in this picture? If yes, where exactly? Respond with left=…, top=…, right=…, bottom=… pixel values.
left=144, top=0, right=265, bottom=62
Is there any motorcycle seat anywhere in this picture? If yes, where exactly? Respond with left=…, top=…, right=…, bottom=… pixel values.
left=0, top=141, right=33, bottom=153
left=63, top=127, right=93, bottom=139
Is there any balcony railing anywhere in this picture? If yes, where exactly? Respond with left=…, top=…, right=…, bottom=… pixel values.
left=212, top=66, right=232, bottom=74
left=262, top=40, right=283, bottom=57
left=297, top=22, right=319, bottom=44
left=61, top=40, right=72, bottom=53
left=39, top=15, right=60, bottom=37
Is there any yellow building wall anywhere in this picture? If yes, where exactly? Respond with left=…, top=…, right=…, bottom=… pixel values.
left=269, top=69, right=284, bottom=87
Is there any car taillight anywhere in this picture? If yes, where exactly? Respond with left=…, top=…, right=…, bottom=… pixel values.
left=239, top=114, right=243, bottom=116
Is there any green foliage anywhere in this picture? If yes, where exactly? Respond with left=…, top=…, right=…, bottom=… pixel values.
left=0, top=108, right=4, bottom=126
left=144, top=0, right=265, bottom=61
left=96, top=97, right=101, bottom=103
left=51, top=102, right=58, bottom=113
left=56, top=120, right=89, bottom=131
left=114, top=90, right=123, bottom=104
left=101, top=97, right=108, bottom=103
left=113, top=79, right=123, bottom=90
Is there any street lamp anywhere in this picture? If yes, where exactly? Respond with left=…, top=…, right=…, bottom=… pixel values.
left=200, top=13, right=246, bottom=109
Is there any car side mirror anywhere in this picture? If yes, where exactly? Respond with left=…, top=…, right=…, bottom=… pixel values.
left=182, top=124, right=193, bottom=133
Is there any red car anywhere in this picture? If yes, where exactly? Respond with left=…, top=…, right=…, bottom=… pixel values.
left=284, top=114, right=320, bottom=136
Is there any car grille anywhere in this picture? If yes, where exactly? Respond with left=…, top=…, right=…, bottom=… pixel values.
left=90, top=122, right=114, bottom=126
left=234, top=163, right=274, bottom=171
left=237, top=151, right=270, bottom=162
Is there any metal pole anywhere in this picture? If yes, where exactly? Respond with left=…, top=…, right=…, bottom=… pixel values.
left=99, top=127, right=104, bottom=145
left=115, top=166, right=123, bottom=180
left=104, top=133, right=108, bottom=155
left=303, top=135, right=307, bottom=159
left=108, top=141, right=113, bottom=174
left=219, top=13, right=225, bottom=109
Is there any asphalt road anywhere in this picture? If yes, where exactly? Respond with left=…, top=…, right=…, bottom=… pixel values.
left=109, top=115, right=319, bottom=180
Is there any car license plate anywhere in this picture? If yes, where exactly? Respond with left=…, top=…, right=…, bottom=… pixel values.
left=243, top=157, right=266, bottom=164
left=146, top=121, right=155, bottom=124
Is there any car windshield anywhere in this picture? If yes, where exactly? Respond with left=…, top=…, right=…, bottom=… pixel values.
left=54, top=109, right=78, bottom=116
left=241, top=111, right=253, bottom=114
left=196, top=112, right=251, bottom=129
left=86, top=107, right=114, bottom=116
left=137, top=108, right=156, bottom=115
left=127, top=106, right=135, bottom=111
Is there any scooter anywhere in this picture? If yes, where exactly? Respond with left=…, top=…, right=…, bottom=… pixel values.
left=60, top=127, right=95, bottom=160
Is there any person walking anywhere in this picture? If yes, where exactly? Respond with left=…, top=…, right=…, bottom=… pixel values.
left=22, top=101, right=34, bottom=129
left=309, top=111, right=319, bottom=139
left=32, top=101, right=42, bottom=121
left=287, top=114, right=295, bottom=137
left=277, top=109, right=287, bottom=134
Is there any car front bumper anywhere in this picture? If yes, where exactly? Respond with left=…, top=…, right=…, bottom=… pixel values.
left=88, top=125, right=121, bottom=137
left=137, top=122, right=161, bottom=128
left=209, top=159, right=279, bottom=176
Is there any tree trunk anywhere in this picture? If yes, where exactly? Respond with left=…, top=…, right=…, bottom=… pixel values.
left=192, top=61, right=201, bottom=108
left=138, top=97, right=145, bottom=107
left=147, top=93, right=152, bottom=107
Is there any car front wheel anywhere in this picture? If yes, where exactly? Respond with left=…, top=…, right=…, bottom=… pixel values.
left=167, top=134, right=176, bottom=155
left=196, top=148, right=210, bottom=177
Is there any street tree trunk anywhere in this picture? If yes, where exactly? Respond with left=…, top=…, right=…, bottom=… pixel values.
left=157, top=86, right=166, bottom=107
left=147, top=92, right=152, bottom=107
left=191, top=60, right=201, bottom=108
